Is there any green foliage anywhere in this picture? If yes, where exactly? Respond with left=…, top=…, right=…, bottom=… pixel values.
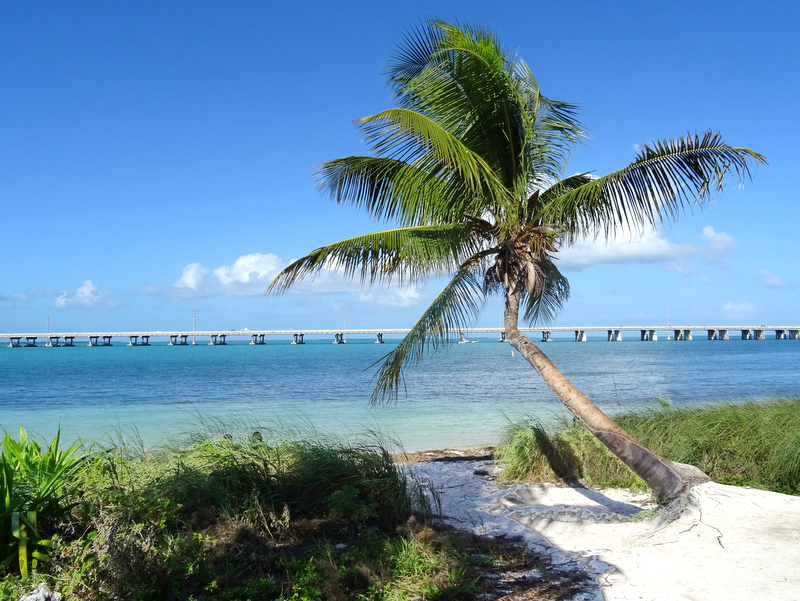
left=498, top=397, right=800, bottom=494
left=285, top=557, right=324, bottom=600
left=1, top=427, right=88, bottom=579
left=497, top=420, right=583, bottom=483
left=1, top=425, right=574, bottom=600
left=43, top=432, right=440, bottom=600
left=764, top=433, right=800, bottom=493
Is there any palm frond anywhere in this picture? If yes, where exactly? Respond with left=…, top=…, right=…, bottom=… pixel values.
left=522, top=258, right=570, bottom=325
left=513, top=59, right=585, bottom=180
left=315, top=156, right=471, bottom=226
left=386, top=20, right=501, bottom=101
left=385, top=19, right=447, bottom=96
left=357, top=108, right=508, bottom=199
left=266, top=224, right=493, bottom=294
left=385, top=19, right=530, bottom=197
left=531, top=173, right=595, bottom=221
left=369, top=265, right=486, bottom=402
left=539, top=131, right=767, bottom=240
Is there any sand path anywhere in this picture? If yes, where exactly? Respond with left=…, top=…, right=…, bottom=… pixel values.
left=408, top=458, right=800, bottom=601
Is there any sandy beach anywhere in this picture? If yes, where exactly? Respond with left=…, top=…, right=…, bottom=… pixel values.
left=408, top=455, right=800, bottom=601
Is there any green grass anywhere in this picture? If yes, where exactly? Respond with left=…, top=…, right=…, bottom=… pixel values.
left=60, top=433, right=426, bottom=600
left=2, top=429, right=581, bottom=601
left=497, top=397, right=800, bottom=495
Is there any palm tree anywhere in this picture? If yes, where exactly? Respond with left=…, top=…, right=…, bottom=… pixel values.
left=268, top=20, right=766, bottom=501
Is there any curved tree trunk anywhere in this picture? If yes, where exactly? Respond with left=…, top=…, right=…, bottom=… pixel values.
left=504, top=291, right=708, bottom=501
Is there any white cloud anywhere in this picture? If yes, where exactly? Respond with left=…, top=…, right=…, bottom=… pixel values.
left=760, top=268, right=800, bottom=289
left=54, top=280, right=116, bottom=308
left=0, top=287, right=45, bottom=309
left=175, top=263, right=209, bottom=290
left=700, top=225, right=735, bottom=262
left=212, top=253, right=283, bottom=291
left=358, top=286, right=422, bottom=307
left=156, top=251, right=428, bottom=308
left=558, top=226, right=735, bottom=270
left=163, top=253, right=362, bottom=298
left=384, top=287, right=422, bottom=307
left=722, top=301, right=757, bottom=320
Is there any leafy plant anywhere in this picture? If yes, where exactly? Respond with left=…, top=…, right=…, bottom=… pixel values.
left=0, top=427, right=88, bottom=578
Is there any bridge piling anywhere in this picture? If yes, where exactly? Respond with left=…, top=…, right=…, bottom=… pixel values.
left=250, top=333, right=266, bottom=345
left=4, top=325, right=800, bottom=348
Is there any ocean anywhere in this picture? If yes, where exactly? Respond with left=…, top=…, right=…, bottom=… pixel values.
left=1, top=335, right=799, bottom=451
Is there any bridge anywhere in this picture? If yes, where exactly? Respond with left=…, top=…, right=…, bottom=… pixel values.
left=1, top=326, right=799, bottom=347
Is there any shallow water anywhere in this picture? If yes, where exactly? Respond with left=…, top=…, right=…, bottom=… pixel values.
left=1, top=335, right=798, bottom=451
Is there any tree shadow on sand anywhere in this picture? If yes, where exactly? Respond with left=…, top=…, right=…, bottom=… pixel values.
left=529, top=426, right=645, bottom=517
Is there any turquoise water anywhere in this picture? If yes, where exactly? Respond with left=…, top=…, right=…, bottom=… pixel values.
left=1, top=335, right=799, bottom=451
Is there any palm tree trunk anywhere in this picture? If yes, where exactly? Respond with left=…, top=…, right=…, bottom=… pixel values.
left=504, top=290, right=708, bottom=501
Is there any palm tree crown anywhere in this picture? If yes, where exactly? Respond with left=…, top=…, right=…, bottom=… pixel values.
left=269, top=19, right=765, bottom=406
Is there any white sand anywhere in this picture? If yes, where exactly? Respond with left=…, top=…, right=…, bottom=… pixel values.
left=407, top=459, right=800, bottom=601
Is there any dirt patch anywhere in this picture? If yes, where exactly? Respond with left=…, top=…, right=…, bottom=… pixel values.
left=394, top=447, right=495, bottom=463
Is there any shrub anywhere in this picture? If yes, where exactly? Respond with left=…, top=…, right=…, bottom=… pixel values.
left=0, top=427, right=88, bottom=579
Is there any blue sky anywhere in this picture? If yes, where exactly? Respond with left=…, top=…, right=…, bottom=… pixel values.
left=2, top=1, right=797, bottom=333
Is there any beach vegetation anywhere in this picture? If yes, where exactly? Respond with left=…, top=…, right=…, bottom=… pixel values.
left=0, top=427, right=88, bottom=580
left=267, top=19, right=766, bottom=501
left=1, top=429, right=583, bottom=600
left=497, top=397, right=800, bottom=496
